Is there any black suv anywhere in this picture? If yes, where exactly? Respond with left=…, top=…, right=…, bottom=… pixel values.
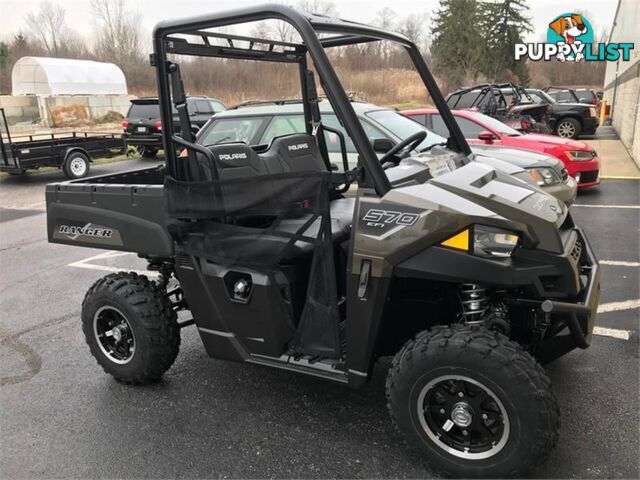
left=525, top=89, right=598, bottom=139
left=544, top=86, right=599, bottom=106
left=122, top=96, right=226, bottom=157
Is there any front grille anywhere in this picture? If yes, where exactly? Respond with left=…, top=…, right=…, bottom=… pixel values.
left=579, top=170, right=599, bottom=183
left=561, top=168, right=568, bottom=181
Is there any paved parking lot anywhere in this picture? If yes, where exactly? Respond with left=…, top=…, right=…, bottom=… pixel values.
left=1, top=160, right=638, bottom=479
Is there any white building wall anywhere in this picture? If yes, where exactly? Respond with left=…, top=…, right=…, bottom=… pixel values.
left=603, top=0, right=640, bottom=167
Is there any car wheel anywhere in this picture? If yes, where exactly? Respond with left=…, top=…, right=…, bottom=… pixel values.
left=81, top=272, right=180, bottom=384
left=386, top=325, right=560, bottom=478
left=63, top=152, right=90, bottom=179
left=136, top=146, right=159, bottom=158
left=555, top=118, right=581, bottom=139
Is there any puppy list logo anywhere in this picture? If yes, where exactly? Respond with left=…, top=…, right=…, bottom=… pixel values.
left=515, top=13, right=634, bottom=62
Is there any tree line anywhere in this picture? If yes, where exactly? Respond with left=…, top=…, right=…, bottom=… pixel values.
left=0, top=0, right=606, bottom=106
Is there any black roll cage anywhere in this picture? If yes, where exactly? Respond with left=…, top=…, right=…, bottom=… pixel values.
left=447, top=82, right=537, bottom=115
left=152, top=3, right=470, bottom=196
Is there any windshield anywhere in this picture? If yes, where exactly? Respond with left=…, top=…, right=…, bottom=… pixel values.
left=467, top=111, right=522, bottom=136
left=365, top=110, right=447, bottom=150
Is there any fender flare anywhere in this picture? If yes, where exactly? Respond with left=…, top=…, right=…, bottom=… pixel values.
left=63, top=147, right=92, bottom=164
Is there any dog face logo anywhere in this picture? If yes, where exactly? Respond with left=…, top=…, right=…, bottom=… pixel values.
left=549, top=15, right=587, bottom=45
left=547, top=13, right=594, bottom=62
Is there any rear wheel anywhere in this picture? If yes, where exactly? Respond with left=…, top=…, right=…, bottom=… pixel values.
left=137, top=146, right=159, bottom=158
left=63, top=152, right=90, bottom=179
left=386, top=325, right=559, bottom=478
left=555, top=117, right=581, bottom=139
left=81, top=272, right=180, bottom=384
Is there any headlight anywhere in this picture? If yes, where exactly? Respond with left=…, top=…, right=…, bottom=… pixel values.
left=473, top=225, right=519, bottom=258
left=566, top=150, right=595, bottom=161
left=526, top=167, right=561, bottom=186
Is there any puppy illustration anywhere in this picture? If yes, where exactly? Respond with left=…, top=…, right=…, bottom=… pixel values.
left=549, top=14, right=588, bottom=62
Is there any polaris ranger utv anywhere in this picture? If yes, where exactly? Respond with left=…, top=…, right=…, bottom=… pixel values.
left=45, top=5, right=600, bottom=478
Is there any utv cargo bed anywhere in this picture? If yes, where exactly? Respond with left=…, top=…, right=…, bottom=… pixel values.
left=45, top=167, right=173, bottom=256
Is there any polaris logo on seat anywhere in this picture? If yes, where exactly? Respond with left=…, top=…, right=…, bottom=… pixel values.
left=287, top=143, right=309, bottom=151
left=218, top=152, right=247, bottom=160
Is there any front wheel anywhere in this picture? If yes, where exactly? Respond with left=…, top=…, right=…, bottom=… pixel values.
left=386, top=325, right=559, bottom=478
left=81, top=272, right=180, bottom=384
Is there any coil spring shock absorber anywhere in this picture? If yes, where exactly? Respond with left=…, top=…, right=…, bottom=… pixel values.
left=458, top=284, right=489, bottom=325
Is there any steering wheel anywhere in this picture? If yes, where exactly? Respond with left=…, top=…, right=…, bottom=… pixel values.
left=379, top=131, right=427, bottom=167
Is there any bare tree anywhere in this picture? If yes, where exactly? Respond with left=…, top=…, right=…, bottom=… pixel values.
left=91, top=0, right=151, bottom=89
left=297, top=0, right=337, bottom=15
left=398, top=13, right=428, bottom=46
left=374, top=7, right=397, bottom=29
left=92, top=0, right=142, bottom=67
left=24, top=1, right=67, bottom=56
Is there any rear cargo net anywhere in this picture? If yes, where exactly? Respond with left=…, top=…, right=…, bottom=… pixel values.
left=165, top=137, right=342, bottom=357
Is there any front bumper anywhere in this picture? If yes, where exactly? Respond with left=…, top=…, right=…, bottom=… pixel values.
left=567, top=156, right=601, bottom=188
left=509, top=227, right=600, bottom=362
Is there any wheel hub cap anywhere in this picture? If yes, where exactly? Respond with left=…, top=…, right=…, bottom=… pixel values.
left=451, top=402, right=473, bottom=427
left=111, top=327, right=123, bottom=342
left=417, top=375, right=510, bottom=460
left=93, top=306, right=136, bottom=364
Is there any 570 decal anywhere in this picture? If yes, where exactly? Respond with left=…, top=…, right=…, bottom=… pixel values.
left=362, top=209, right=420, bottom=228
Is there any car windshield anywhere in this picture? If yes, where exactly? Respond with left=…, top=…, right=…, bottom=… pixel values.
left=365, top=109, right=447, bottom=150
left=467, top=111, right=522, bottom=136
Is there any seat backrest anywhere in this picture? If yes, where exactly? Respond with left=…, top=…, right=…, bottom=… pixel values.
left=195, top=143, right=265, bottom=181
left=185, top=135, right=327, bottom=219
left=259, top=134, right=327, bottom=174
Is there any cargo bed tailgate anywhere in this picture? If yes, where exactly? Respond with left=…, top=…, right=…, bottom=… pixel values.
left=46, top=169, right=173, bottom=256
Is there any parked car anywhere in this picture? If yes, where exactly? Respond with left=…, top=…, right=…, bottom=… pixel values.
left=404, top=108, right=600, bottom=188
left=544, top=86, right=599, bottom=106
left=524, top=89, right=599, bottom=139
left=195, top=100, right=576, bottom=203
left=471, top=144, right=577, bottom=205
left=122, top=96, right=226, bottom=157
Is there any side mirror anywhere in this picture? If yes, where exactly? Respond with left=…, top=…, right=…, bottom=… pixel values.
left=477, top=131, right=495, bottom=142
left=372, top=137, right=395, bottom=153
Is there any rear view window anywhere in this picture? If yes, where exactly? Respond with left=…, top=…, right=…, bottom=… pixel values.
left=575, top=90, right=596, bottom=102
left=128, top=103, right=160, bottom=120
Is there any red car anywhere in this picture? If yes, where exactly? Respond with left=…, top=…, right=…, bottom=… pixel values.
left=404, top=108, right=601, bottom=188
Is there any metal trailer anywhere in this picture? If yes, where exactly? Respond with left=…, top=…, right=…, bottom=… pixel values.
left=0, top=108, right=125, bottom=179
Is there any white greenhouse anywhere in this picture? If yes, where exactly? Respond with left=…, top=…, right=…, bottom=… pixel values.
left=12, top=57, right=128, bottom=96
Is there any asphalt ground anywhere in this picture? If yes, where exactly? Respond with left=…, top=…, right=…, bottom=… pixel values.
left=0, top=159, right=638, bottom=479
